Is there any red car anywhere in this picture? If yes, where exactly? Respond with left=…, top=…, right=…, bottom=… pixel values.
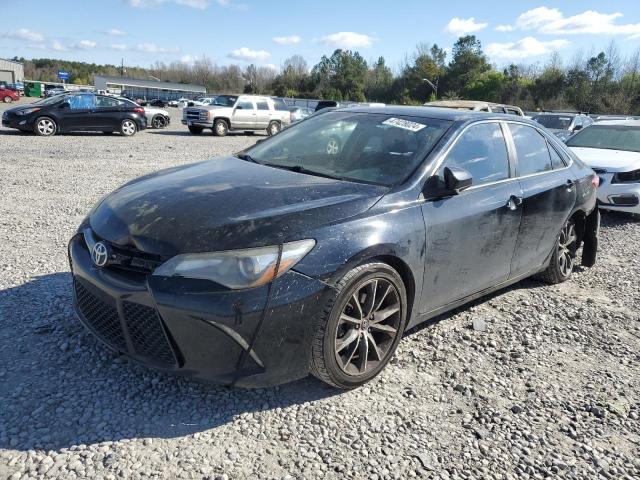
left=0, top=88, right=19, bottom=103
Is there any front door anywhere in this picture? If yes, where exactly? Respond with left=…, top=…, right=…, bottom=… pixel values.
left=63, top=93, right=97, bottom=131
left=420, top=121, right=523, bottom=313
left=232, top=99, right=257, bottom=129
left=505, top=123, right=577, bottom=276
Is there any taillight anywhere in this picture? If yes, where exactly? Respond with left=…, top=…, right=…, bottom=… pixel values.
left=133, top=107, right=144, bottom=113
left=591, top=175, right=600, bottom=188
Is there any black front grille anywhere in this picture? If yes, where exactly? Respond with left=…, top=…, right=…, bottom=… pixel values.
left=123, top=301, right=176, bottom=367
left=74, top=280, right=127, bottom=351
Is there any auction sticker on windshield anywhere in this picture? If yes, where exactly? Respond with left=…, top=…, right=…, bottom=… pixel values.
left=382, top=117, right=427, bottom=132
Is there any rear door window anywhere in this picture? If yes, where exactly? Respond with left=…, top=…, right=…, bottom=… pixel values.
left=68, top=94, right=96, bottom=110
left=256, top=100, right=269, bottom=110
left=443, top=122, right=510, bottom=186
left=509, top=124, right=552, bottom=176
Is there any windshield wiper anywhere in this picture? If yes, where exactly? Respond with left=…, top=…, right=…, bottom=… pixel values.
left=235, top=153, right=262, bottom=164
left=263, top=163, right=345, bottom=181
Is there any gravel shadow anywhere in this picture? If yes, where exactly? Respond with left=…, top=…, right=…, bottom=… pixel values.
left=0, top=273, right=338, bottom=452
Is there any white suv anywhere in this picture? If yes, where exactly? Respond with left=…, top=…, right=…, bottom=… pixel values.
left=182, top=95, right=290, bottom=136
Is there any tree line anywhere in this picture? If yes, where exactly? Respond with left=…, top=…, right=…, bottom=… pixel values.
left=11, top=35, right=640, bottom=114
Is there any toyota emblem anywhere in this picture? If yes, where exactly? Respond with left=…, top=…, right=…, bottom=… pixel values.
left=91, top=242, right=109, bottom=267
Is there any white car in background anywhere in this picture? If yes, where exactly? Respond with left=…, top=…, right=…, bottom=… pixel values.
left=144, top=106, right=171, bottom=129
left=566, top=119, right=640, bottom=218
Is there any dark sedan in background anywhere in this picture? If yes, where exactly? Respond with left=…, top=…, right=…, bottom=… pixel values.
left=69, top=107, right=599, bottom=389
left=2, top=92, right=147, bottom=136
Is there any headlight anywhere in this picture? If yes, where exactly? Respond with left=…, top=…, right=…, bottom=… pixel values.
left=152, top=239, right=315, bottom=289
left=17, top=107, right=41, bottom=116
left=612, top=169, right=640, bottom=183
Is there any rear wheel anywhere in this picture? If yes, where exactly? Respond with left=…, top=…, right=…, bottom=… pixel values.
left=3, top=96, right=13, bottom=103
left=267, top=121, right=281, bottom=136
left=120, top=119, right=137, bottom=136
left=188, top=126, right=203, bottom=135
left=213, top=119, right=229, bottom=136
left=34, top=117, right=57, bottom=136
left=311, top=262, right=407, bottom=389
left=537, top=217, right=577, bottom=284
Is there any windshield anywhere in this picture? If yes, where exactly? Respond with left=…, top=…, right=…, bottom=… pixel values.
left=533, top=115, right=572, bottom=130
left=31, top=95, right=68, bottom=106
left=566, top=125, right=640, bottom=153
left=246, top=111, right=452, bottom=186
left=212, top=95, right=237, bottom=107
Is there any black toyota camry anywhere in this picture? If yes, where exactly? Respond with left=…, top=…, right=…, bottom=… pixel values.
left=2, top=92, right=147, bottom=136
left=69, top=106, right=599, bottom=389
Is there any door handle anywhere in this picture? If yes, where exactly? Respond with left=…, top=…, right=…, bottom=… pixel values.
left=506, top=195, right=523, bottom=211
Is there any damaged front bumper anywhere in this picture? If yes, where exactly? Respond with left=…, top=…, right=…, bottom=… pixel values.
left=68, top=233, right=333, bottom=387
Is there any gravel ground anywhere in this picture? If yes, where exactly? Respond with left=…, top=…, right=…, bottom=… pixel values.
left=0, top=99, right=639, bottom=480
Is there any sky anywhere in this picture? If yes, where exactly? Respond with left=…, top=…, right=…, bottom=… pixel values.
left=2, top=0, right=640, bottom=72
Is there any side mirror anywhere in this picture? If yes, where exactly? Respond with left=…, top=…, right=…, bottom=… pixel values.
left=573, top=124, right=583, bottom=131
left=444, top=166, right=473, bottom=193
left=59, top=101, right=70, bottom=109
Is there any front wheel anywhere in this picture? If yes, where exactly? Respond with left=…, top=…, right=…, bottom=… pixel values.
left=267, top=121, right=281, bottom=136
left=120, top=119, right=137, bottom=136
left=537, top=217, right=577, bottom=284
left=3, top=96, right=13, bottom=103
left=34, top=117, right=57, bottom=136
left=213, top=119, right=228, bottom=136
left=310, top=262, right=407, bottom=389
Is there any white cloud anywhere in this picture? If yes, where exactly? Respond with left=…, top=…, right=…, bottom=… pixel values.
left=1, top=28, right=45, bottom=43
left=486, top=36, right=569, bottom=60
left=180, top=54, right=196, bottom=64
left=317, top=32, right=373, bottom=49
left=107, top=28, right=127, bottom=36
left=511, top=7, right=640, bottom=37
left=273, top=35, right=301, bottom=45
left=444, top=17, right=488, bottom=36
left=125, top=0, right=210, bottom=9
left=495, top=25, right=514, bottom=32
left=51, top=40, right=68, bottom=52
left=228, top=47, right=271, bottom=61
left=110, top=43, right=128, bottom=51
left=136, top=42, right=180, bottom=53
left=73, top=40, right=97, bottom=49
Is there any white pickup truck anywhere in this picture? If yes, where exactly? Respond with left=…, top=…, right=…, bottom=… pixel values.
left=181, top=94, right=290, bottom=136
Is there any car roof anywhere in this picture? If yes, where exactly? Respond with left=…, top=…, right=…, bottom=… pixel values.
left=338, top=105, right=539, bottom=125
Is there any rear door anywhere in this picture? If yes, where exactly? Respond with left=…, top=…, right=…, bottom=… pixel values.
left=420, top=121, right=523, bottom=313
left=254, top=98, right=271, bottom=129
left=94, top=95, right=124, bottom=130
left=232, top=98, right=257, bottom=129
left=506, top=123, right=576, bottom=277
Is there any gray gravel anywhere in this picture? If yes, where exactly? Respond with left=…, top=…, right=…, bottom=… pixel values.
left=1, top=99, right=639, bottom=480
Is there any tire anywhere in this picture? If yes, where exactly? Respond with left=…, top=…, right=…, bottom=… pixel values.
left=310, top=262, right=408, bottom=389
left=33, top=117, right=57, bottom=136
left=267, top=121, right=281, bottom=136
left=326, top=137, right=341, bottom=155
left=151, top=115, right=167, bottom=129
left=120, top=119, right=137, bottom=136
left=537, top=217, right=577, bottom=284
left=3, top=96, right=12, bottom=103
left=213, top=119, right=228, bottom=137
left=188, top=126, right=203, bottom=135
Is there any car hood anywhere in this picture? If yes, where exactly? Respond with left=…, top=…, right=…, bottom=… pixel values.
left=90, top=157, right=387, bottom=256
left=569, top=147, right=640, bottom=172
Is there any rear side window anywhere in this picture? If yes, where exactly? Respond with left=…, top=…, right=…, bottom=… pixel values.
left=96, top=96, right=122, bottom=108
left=509, top=124, right=552, bottom=176
left=548, top=143, right=566, bottom=169
left=256, top=101, right=269, bottom=110
left=444, top=123, right=510, bottom=186
left=272, top=98, right=288, bottom=111
left=236, top=101, right=254, bottom=110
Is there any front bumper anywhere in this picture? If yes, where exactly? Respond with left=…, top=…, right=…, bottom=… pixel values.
left=2, top=112, right=32, bottom=130
left=68, top=233, right=333, bottom=387
left=181, top=120, right=213, bottom=127
left=596, top=175, right=640, bottom=214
